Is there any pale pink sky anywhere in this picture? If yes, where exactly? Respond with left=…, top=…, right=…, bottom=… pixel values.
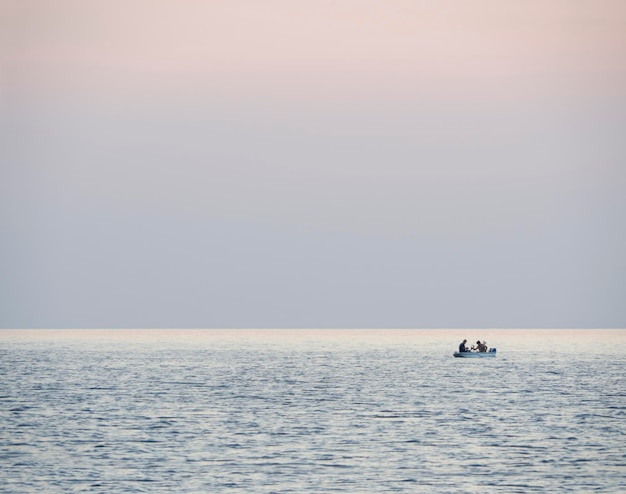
left=1, top=1, right=625, bottom=328
left=3, top=0, right=626, bottom=102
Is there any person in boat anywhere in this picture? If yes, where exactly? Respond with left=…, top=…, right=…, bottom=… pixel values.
left=458, top=339, right=468, bottom=353
left=471, top=340, right=482, bottom=351
left=475, top=340, right=488, bottom=352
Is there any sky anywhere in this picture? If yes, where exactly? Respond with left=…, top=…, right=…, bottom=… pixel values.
left=1, top=0, right=625, bottom=328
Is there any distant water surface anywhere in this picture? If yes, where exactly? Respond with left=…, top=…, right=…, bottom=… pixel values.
left=1, top=329, right=625, bottom=493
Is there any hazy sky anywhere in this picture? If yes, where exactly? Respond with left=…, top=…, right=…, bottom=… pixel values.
left=1, top=0, right=625, bottom=328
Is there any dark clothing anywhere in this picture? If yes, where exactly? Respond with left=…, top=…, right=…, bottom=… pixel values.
left=459, top=342, right=468, bottom=353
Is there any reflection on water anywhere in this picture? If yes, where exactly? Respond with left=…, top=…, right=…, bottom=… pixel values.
left=1, top=329, right=625, bottom=493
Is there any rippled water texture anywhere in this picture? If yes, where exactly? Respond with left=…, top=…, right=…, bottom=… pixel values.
left=1, top=329, right=625, bottom=493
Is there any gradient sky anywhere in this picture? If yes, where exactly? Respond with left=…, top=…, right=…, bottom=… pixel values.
left=1, top=0, right=625, bottom=328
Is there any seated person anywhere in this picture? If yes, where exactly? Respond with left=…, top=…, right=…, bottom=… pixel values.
left=459, top=339, right=468, bottom=352
left=472, top=340, right=487, bottom=352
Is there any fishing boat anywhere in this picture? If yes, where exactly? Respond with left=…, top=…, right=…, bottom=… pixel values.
left=453, top=348, right=496, bottom=358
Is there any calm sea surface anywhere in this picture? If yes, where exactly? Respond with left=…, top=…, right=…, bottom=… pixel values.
left=1, top=329, right=625, bottom=493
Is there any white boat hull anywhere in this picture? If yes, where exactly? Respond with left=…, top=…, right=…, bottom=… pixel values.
left=453, top=349, right=496, bottom=358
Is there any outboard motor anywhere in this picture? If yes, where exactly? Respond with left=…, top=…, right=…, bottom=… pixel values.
left=490, top=348, right=496, bottom=353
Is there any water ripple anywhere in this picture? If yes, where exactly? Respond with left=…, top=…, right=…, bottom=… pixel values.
left=1, top=329, right=625, bottom=493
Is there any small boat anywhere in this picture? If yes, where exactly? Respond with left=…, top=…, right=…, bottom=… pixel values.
left=453, top=348, right=496, bottom=358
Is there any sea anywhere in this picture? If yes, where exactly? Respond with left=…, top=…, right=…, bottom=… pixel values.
left=1, top=329, right=625, bottom=493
